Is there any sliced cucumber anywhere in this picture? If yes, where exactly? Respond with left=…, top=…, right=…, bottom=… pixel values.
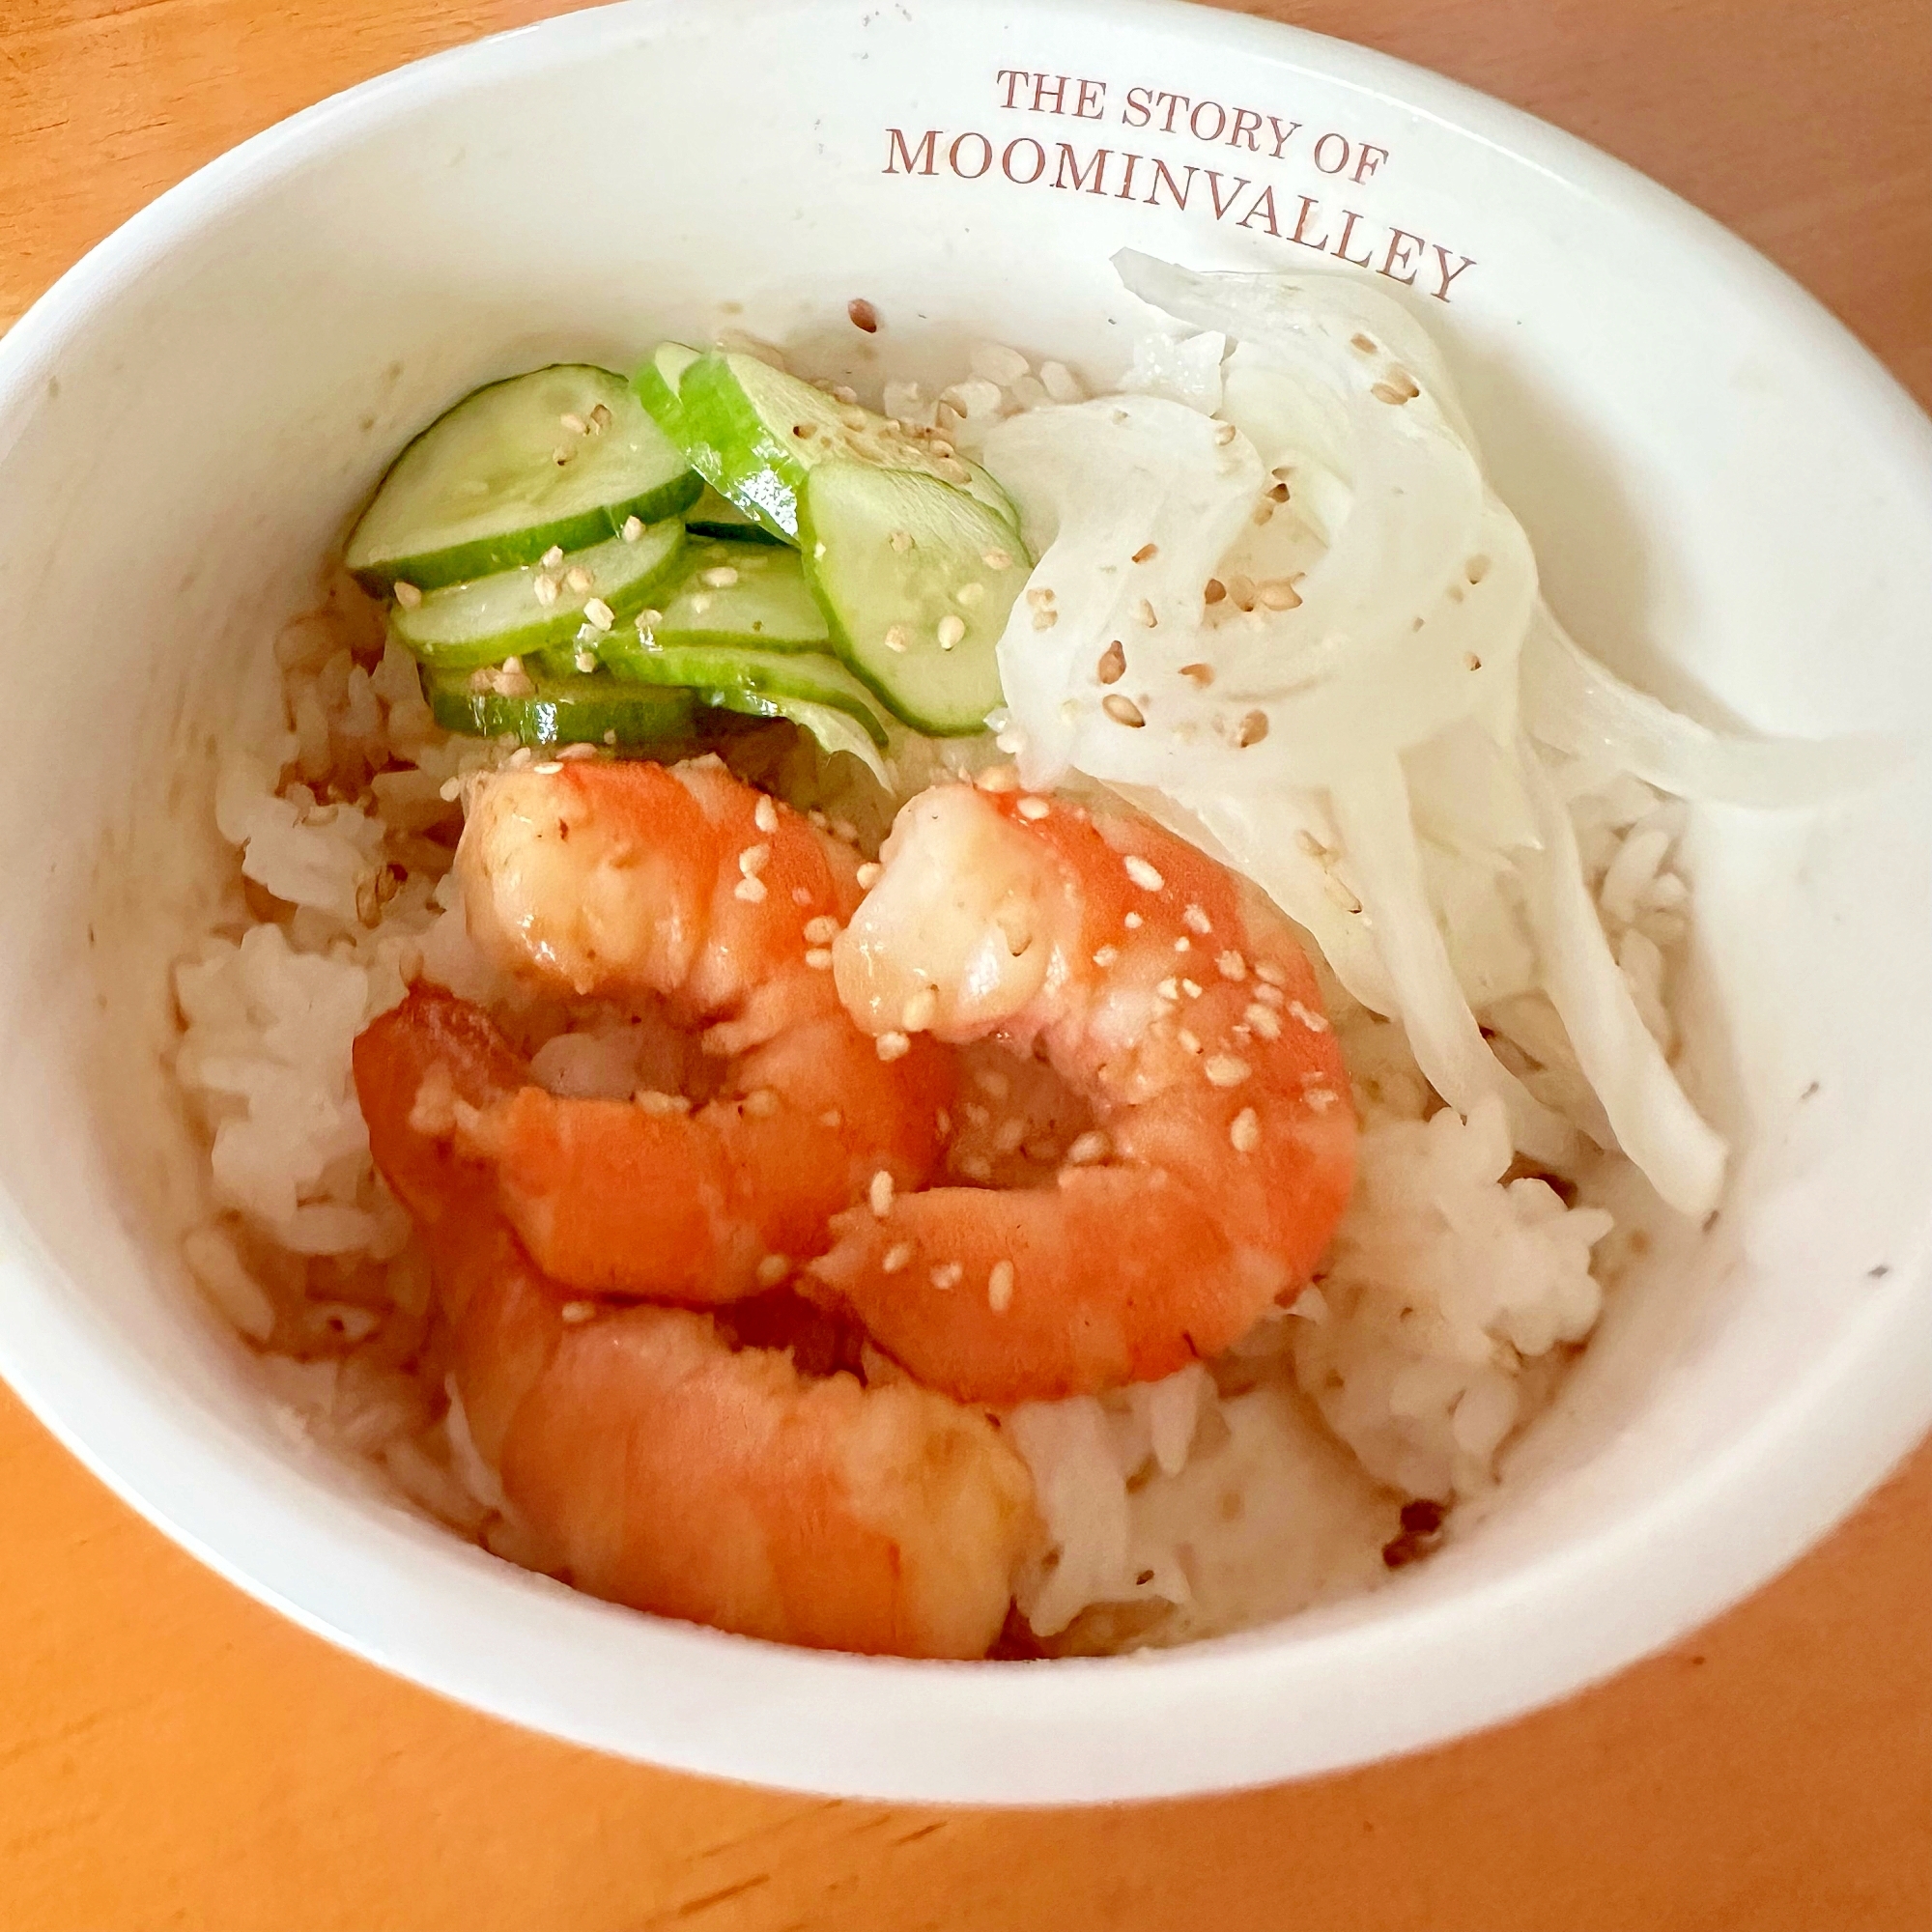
left=388, top=522, right=685, bottom=670
left=632, top=341, right=701, bottom=446
left=800, top=463, right=1030, bottom=736
left=422, top=665, right=695, bottom=748
left=647, top=350, right=1018, bottom=543
left=347, top=365, right=701, bottom=591
left=600, top=637, right=891, bottom=748
left=644, top=539, right=829, bottom=653
left=685, top=484, right=785, bottom=546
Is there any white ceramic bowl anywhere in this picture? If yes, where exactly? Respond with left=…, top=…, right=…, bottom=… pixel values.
left=0, top=0, right=1927, bottom=1803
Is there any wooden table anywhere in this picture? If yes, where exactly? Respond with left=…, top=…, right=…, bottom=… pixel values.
left=2, top=3, right=1927, bottom=1925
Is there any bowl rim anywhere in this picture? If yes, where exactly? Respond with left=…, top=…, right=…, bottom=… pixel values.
left=0, top=0, right=1928, bottom=1804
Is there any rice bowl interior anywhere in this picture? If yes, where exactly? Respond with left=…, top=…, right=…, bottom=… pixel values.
left=0, top=0, right=1926, bottom=1799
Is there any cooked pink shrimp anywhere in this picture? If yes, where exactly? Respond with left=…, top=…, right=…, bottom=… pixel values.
left=805, top=777, right=1357, bottom=1405
left=355, top=997, right=1037, bottom=1659
left=408, top=756, right=952, bottom=1300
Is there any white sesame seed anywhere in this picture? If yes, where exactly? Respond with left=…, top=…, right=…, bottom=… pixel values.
left=856, top=862, right=883, bottom=889
left=1123, top=911, right=1143, bottom=929
left=582, top=598, right=615, bottom=631
left=753, top=795, right=780, bottom=835
left=937, top=614, right=967, bottom=650
left=560, top=1300, right=597, bottom=1323
left=1213, top=420, right=1238, bottom=445
left=1092, top=944, right=1119, bottom=968
left=1103, top=694, right=1146, bottom=727
left=1258, top=578, right=1303, bottom=611
left=889, top=529, right=913, bottom=553
left=958, top=1152, right=994, bottom=1181
left=1305, top=1087, right=1339, bottom=1112
left=541, top=545, right=566, bottom=568
left=1032, top=609, right=1059, bottom=631
left=987, top=1260, right=1015, bottom=1311
left=974, top=1069, right=1009, bottom=1099
left=1180, top=979, right=1203, bottom=999
left=1133, top=597, right=1157, bottom=628
left=831, top=818, right=859, bottom=843
left=738, top=842, right=770, bottom=876
left=974, top=765, right=1020, bottom=793
left=1253, top=982, right=1286, bottom=1009
left=1289, top=1000, right=1330, bottom=1034
left=875, top=1030, right=910, bottom=1062
left=701, top=566, right=740, bottom=588
left=531, top=760, right=563, bottom=777
left=634, top=1090, right=692, bottom=1116
left=955, top=582, right=985, bottom=608
left=1174, top=936, right=1191, bottom=953
left=620, top=517, right=643, bottom=542
left=1065, top=1130, right=1110, bottom=1166
left=742, top=1087, right=780, bottom=1119
left=803, top=915, right=839, bottom=944
left=981, top=548, right=1013, bottom=570
left=1205, top=1055, right=1252, bottom=1088
left=1182, top=904, right=1212, bottom=935
left=1157, top=977, right=1180, bottom=1001
left=755, top=1254, right=789, bottom=1287
left=733, top=875, right=768, bottom=903
left=1256, top=961, right=1289, bottom=987
left=901, top=985, right=938, bottom=1032
left=1179, top=662, right=1214, bottom=689
left=563, top=566, right=592, bottom=594
left=805, top=948, right=834, bottom=970
left=501, top=655, right=525, bottom=675
left=1025, top=586, right=1057, bottom=610
left=994, top=1118, right=1027, bottom=1153
left=792, top=887, right=812, bottom=906
left=1176, top=1028, right=1202, bottom=1054
left=390, top=581, right=423, bottom=611
left=931, top=1262, right=964, bottom=1291
left=688, top=593, right=712, bottom=615
left=603, top=729, right=618, bottom=746
left=573, top=649, right=598, bottom=672
left=882, top=1243, right=913, bottom=1275
left=1123, top=855, right=1164, bottom=892
left=1217, top=951, right=1248, bottom=980
left=560, top=412, right=587, bottom=434
left=869, top=1170, right=895, bottom=1216
left=1236, top=710, right=1270, bottom=749
left=1245, top=1003, right=1284, bottom=1039
left=552, top=445, right=572, bottom=466
left=1016, top=796, right=1050, bottom=821
left=883, top=625, right=910, bottom=653
left=1096, top=639, right=1127, bottom=685
left=1230, top=1107, right=1261, bottom=1153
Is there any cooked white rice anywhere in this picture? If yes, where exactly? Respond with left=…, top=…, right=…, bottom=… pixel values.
left=168, top=343, right=1696, bottom=1654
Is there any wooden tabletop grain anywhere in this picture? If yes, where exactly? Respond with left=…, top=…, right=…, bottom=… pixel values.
left=2, top=2, right=1928, bottom=1927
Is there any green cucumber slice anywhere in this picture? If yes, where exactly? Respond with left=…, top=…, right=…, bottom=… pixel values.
left=685, top=484, right=785, bottom=546
left=347, top=365, right=701, bottom=591
left=422, top=665, right=695, bottom=747
left=388, top=522, right=684, bottom=670
left=650, top=350, right=1018, bottom=543
left=632, top=341, right=701, bottom=440
left=600, top=637, right=891, bottom=748
left=799, top=463, right=1029, bottom=736
left=645, top=539, right=829, bottom=653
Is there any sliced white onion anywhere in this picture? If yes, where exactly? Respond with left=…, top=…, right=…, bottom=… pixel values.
left=1329, top=753, right=1577, bottom=1168
left=1522, top=606, right=1903, bottom=809
left=1517, top=738, right=1727, bottom=1216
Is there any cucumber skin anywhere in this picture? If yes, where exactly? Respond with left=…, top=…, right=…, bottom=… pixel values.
left=350, top=471, right=700, bottom=595
left=423, top=666, right=696, bottom=747
left=598, top=639, right=890, bottom=747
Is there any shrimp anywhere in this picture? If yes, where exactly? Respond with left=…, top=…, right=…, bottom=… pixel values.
left=355, top=993, right=1037, bottom=1659
left=403, top=755, right=952, bottom=1300
left=805, top=778, right=1357, bottom=1405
